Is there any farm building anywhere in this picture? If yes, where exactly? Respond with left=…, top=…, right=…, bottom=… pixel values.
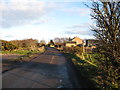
left=66, top=37, right=83, bottom=47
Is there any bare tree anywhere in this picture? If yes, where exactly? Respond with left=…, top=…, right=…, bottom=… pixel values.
left=39, top=40, right=46, bottom=46
left=88, top=1, right=120, bottom=88
left=54, top=37, right=61, bottom=44
left=54, top=37, right=69, bottom=44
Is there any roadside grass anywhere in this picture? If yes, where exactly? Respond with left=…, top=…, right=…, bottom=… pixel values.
left=1, top=47, right=45, bottom=62
left=1, top=50, right=42, bottom=55
left=2, top=47, right=46, bottom=73
left=63, top=52, right=101, bottom=88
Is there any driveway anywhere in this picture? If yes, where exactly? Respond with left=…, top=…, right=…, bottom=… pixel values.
left=2, top=47, right=74, bottom=88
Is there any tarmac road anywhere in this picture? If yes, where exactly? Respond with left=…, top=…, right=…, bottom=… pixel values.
left=2, top=47, right=74, bottom=88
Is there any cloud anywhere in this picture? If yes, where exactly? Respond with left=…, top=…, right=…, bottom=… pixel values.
left=62, top=7, right=90, bottom=16
left=65, top=29, right=93, bottom=35
left=67, top=22, right=91, bottom=29
left=0, top=0, right=63, bottom=28
left=4, top=35, right=14, bottom=38
left=65, top=22, right=93, bottom=35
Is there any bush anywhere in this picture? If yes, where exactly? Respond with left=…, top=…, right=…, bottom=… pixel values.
left=1, top=40, right=18, bottom=51
left=63, top=46, right=83, bottom=55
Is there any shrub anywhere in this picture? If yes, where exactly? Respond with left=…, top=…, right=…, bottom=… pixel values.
left=63, top=46, right=83, bottom=55
left=1, top=40, right=18, bottom=51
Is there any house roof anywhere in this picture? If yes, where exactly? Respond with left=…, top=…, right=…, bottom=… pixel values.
left=72, top=37, right=83, bottom=41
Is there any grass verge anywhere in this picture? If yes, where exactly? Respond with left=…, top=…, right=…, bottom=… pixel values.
left=1, top=50, right=43, bottom=55
left=62, top=52, right=99, bottom=88
left=2, top=47, right=46, bottom=73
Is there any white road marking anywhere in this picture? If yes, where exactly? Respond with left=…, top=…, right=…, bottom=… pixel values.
left=50, top=56, right=55, bottom=64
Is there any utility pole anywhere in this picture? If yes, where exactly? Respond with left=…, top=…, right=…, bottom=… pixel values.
left=82, top=41, right=85, bottom=60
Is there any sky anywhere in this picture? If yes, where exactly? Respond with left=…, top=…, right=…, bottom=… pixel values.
left=0, top=0, right=95, bottom=43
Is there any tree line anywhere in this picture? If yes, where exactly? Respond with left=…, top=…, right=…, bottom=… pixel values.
left=1, top=38, right=46, bottom=51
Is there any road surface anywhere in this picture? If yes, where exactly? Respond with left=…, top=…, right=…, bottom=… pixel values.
left=2, top=47, right=74, bottom=88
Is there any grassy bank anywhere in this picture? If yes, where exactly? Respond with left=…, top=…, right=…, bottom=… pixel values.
left=63, top=51, right=119, bottom=88
left=63, top=52, right=100, bottom=88
left=2, top=47, right=46, bottom=73
left=1, top=50, right=40, bottom=55
left=1, top=50, right=43, bottom=55
left=1, top=47, right=45, bottom=62
left=1, top=46, right=45, bottom=55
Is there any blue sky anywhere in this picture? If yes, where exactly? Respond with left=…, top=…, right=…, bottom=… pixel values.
left=0, top=0, right=95, bottom=43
